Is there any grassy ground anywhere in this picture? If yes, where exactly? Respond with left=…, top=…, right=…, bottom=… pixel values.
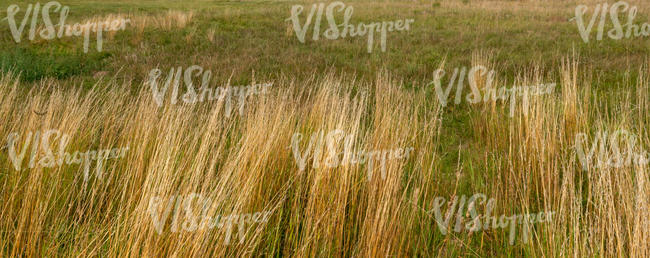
left=0, top=0, right=649, bottom=257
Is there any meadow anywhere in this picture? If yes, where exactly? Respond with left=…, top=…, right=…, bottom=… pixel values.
left=0, top=0, right=648, bottom=256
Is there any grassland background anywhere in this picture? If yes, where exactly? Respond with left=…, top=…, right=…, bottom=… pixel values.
left=0, top=0, right=648, bottom=257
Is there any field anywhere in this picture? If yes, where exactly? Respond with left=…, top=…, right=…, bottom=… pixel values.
left=0, top=0, right=649, bottom=257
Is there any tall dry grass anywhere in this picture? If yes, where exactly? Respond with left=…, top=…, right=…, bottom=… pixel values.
left=0, top=53, right=648, bottom=256
left=0, top=71, right=442, bottom=256
left=470, top=54, right=649, bottom=256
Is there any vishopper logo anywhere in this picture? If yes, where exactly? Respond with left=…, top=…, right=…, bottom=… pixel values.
left=5, top=129, right=129, bottom=182
left=147, top=193, right=271, bottom=245
left=290, top=129, right=414, bottom=180
left=3, top=1, right=130, bottom=52
left=428, top=65, right=555, bottom=116
left=574, top=129, right=649, bottom=170
left=147, top=65, right=272, bottom=117
left=428, top=193, right=555, bottom=245
left=286, top=1, right=414, bottom=53
left=573, top=1, right=650, bottom=43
